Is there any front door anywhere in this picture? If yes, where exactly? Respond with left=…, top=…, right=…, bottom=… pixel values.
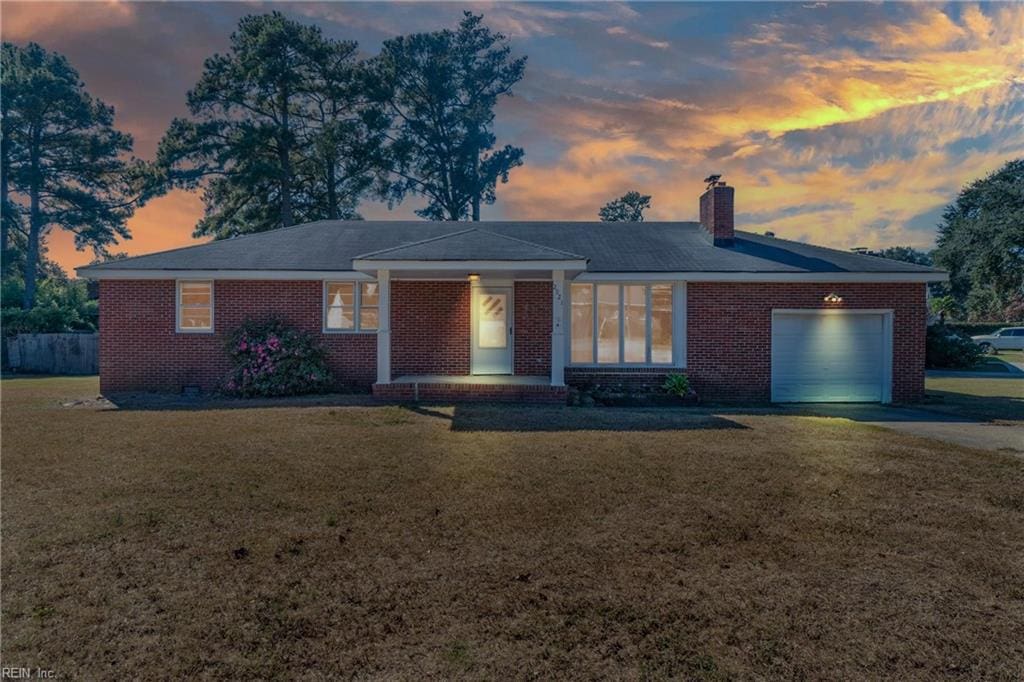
left=472, top=285, right=512, bottom=374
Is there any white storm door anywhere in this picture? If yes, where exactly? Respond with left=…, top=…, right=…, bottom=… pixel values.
left=472, top=286, right=513, bottom=375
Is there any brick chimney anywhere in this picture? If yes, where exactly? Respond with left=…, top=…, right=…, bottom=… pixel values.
left=699, top=179, right=735, bottom=247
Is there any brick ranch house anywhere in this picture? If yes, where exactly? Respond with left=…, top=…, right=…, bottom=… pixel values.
left=77, top=182, right=947, bottom=404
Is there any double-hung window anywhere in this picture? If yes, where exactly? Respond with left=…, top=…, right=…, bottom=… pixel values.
left=177, top=280, right=213, bottom=332
left=570, top=283, right=675, bottom=365
left=325, top=281, right=378, bottom=332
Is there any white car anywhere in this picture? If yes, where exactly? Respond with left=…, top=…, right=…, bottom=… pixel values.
left=971, top=327, right=1024, bottom=354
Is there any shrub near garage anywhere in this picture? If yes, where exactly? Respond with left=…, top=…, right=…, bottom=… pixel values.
left=222, top=318, right=333, bottom=397
left=925, top=324, right=984, bottom=369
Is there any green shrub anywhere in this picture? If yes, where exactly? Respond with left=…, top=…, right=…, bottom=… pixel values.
left=926, top=324, right=983, bottom=369
left=662, top=373, right=692, bottom=397
left=1, top=277, right=97, bottom=336
left=222, top=318, right=332, bottom=397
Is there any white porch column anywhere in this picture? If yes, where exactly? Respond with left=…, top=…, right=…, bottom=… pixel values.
left=376, top=269, right=391, bottom=384
left=550, top=270, right=566, bottom=386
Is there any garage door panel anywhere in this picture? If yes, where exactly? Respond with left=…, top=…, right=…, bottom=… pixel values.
left=771, top=312, right=889, bottom=403
left=773, top=382, right=882, bottom=403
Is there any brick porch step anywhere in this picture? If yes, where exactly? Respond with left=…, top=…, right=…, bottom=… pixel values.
left=373, top=376, right=568, bottom=404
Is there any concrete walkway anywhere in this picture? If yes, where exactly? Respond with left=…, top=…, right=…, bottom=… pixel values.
left=862, top=414, right=1023, bottom=454
left=777, top=404, right=1024, bottom=455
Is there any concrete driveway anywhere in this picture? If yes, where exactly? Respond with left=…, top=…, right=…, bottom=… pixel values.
left=776, top=404, right=1024, bottom=455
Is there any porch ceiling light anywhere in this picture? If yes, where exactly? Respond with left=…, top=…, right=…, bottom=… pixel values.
left=467, top=273, right=480, bottom=282
left=824, top=293, right=843, bottom=303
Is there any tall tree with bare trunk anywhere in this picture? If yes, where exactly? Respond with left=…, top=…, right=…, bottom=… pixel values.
left=1, top=42, right=150, bottom=308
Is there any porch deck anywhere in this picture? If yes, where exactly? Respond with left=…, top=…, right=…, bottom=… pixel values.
left=373, top=375, right=567, bottom=403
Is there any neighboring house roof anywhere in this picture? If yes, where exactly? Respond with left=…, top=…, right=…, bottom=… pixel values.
left=77, top=220, right=946, bottom=278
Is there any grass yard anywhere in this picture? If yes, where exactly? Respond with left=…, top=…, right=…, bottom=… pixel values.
left=925, top=374, right=1024, bottom=423
left=992, top=349, right=1024, bottom=364
left=970, top=356, right=1022, bottom=374
left=3, top=377, right=1024, bottom=679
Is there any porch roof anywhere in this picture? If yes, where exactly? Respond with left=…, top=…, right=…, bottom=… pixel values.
left=354, top=228, right=586, bottom=262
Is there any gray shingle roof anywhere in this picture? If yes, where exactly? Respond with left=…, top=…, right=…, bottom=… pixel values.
left=77, top=220, right=945, bottom=275
left=355, top=228, right=586, bottom=261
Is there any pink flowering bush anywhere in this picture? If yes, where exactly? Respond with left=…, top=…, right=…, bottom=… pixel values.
left=222, top=318, right=332, bottom=397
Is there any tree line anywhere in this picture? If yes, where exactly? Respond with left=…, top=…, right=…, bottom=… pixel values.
left=2, top=11, right=527, bottom=309
left=1, top=11, right=1021, bottom=323
left=865, top=161, right=1023, bottom=323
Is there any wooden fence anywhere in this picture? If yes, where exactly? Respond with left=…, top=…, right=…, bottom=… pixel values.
left=6, top=333, right=99, bottom=375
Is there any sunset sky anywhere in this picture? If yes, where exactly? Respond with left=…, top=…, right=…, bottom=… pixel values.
left=3, top=1, right=1022, bottom=273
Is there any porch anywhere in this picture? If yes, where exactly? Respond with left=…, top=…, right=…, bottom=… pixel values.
left=352, top=227, right=589, bottom=400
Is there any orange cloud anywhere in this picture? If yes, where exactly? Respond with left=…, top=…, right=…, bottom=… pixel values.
left=25, top=1, right=1024, bottom=275
left=51, top=190, right=206, bottom=272
left=1, top=1, right=136, bottom=42
left=854, top=6, right=966, bottom=50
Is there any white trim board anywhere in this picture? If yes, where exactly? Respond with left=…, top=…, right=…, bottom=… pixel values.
left=563, top=281, right=687, bottom=369
left=175, top=279, right=215, bottom=334
left=78, top=268, right=946, bottom=284
left=573, top=272, right=946, bottom=283
left=76, top=269, right=375, bottom=281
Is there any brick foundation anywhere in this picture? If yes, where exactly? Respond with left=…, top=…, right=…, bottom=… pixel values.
left=373, top=381, right=567, bottom=403
left=564, top=368, right=672, bottom=392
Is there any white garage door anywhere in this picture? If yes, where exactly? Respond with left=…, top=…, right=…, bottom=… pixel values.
left=771, top=311, right=891, bottom=403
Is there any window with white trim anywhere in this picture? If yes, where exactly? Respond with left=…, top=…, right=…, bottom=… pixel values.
left=325, top=281, right=378, bottom=332
left=178, top=280, right=213, bottom=332
left=570, top=283, right=674, bottom=365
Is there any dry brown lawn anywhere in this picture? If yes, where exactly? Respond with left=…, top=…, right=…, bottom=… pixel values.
left=924, top=374, right=1024, bottom=424
left=3, top=376, right=1023, bottom=679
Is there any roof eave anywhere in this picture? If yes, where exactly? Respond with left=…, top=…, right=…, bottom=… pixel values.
left=73, top=267, right=374, bottom=281
left=574, top=271, right=948, bottom=283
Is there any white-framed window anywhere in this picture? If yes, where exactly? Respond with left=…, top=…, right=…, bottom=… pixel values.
left=177, top=280, right=213, bottom=333
left=324, top=281, right=379, bottom=332
left=570, top=282, right=679, bottom=366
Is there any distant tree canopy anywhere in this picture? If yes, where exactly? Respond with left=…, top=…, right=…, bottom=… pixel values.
left=371, top=12, right=526, bottom=221
left=934, top=159, right=1024, bottom=321
left=599, top=191, right=652, bottom=222
left=1, top=42, right=154, bottom=308
left=873, top=246, right=932, bottom=267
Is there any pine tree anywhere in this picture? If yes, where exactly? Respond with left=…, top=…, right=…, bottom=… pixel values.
left=371, top=12, right=526, bottom=221
left=1, top=42, right=149, bottom=308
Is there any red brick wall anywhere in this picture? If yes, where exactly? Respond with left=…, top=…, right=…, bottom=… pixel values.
left=564, top=368, right=670, bottom=392
left=514, top=281, right=552, bottom=376
left=686, top=282, right=927, bottom=403
left=100, top=278, right=927, bottom=402
left=99, top=280, right=376, bottom=394
left=390, top=281, right=471, bottom=377
left=699, top=184, right=735, bottom=245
